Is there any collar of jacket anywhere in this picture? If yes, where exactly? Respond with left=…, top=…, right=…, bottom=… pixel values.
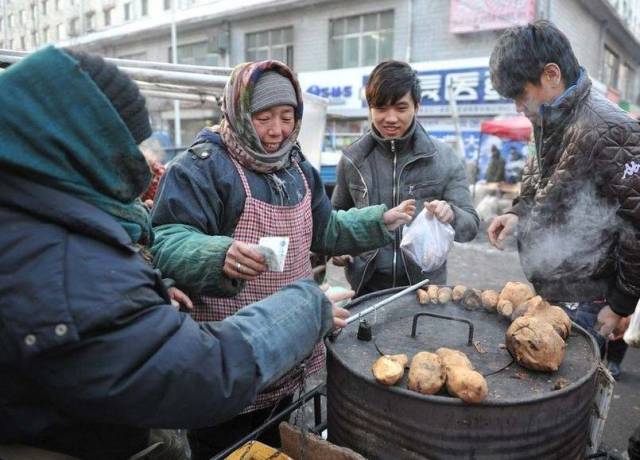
left=538, top=67, right=591, bottom=132
left=362, top=119, right=436, bottom=159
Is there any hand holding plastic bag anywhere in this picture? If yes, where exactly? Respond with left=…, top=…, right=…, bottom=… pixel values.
left=400, top=208, right=455, bottom=273
left=623, top=299, right=640, bottom=347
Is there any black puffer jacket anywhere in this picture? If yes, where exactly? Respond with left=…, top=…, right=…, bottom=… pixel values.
left=510, top=71, right=640, bottom=315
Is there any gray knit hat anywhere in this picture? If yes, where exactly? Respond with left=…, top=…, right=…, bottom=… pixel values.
left=250, top=71, right=298, bottom=113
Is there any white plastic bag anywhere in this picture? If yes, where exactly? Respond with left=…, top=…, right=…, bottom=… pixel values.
left=623, top=299, right=640, bottom=347
left=400, top=209, right=455, bottom=273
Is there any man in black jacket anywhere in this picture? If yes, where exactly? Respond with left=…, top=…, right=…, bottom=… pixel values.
left=332, top=60, right=479, bottom=296
left=487, top=21, right=639, bottom=377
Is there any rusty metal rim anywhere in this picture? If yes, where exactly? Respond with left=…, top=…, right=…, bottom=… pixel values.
left=326, top=285, right=601, bottom=407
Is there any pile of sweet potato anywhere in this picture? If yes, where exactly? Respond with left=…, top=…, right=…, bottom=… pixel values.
left=415, top=282, right=572, bottom=372
left=371, top=348, right=488, bottom=403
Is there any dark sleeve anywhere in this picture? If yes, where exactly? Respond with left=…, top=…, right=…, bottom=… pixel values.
left=510, top=153, right=537, bottom=217
left=301, top=160, right=333, bottom=251
left=592, top=121, right=640, bottom=315
left=150, top=154, right=242, bottom=295
left=25, top=240, right=334, bottom=430
left=444, top=157, right=479, bottom=243
left=331, top=155, right=355, bottom=210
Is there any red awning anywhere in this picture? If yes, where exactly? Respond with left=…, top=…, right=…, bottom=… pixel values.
left=480, top=115, right=533, bottom=141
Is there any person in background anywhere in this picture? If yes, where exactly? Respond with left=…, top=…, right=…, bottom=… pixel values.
left=332, top=60, right=479, bottom=296
left=150, top=60, right=415, bottom=459
left=487, top=20, right=640, bottom=379
left=505, top=146, right=525, bottom=183
left=0, top=47, right=350, bottom=460
left=485, top=145, right=506, bottom=182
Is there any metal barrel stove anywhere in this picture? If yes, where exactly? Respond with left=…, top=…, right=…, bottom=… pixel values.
left=326, top=287, right=600, bottom=460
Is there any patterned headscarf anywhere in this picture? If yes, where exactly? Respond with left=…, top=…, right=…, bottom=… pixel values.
left=214, top=60, right=304, bottom=173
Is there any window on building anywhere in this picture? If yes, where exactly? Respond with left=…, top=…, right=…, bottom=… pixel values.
left=85, top=11, right=95, bottom=31
left=31, top=30, right=38, bottom=47
left=124, top=2, right=132, bottom=20
left=104, top=7, right=112, bottom=26
left=20, top=36, right=25, bottom=50
left=141, top=0, right=148, bottom=16
left=41, top=0, right=47, bottom=15
left=0, top=18, right=3, bottom=33
left=43, top=25, right=49, bottom=42
left=8, top=14, right=14, bottom=28
left=20, top=10, right=26, bottom=25
left=68, top=17, right=78, bottom=36
left=0, top=40, right=3, bottom=49
left=245, top=27, right=294, bottom=68
left=56, top=23, right=64, bottom=40
left=9, top=39, right=14, bottom=50
left=329, top=10, right=393, bottom=69
left=603, top=46, right=620, bottom=89
left=620, top=62, right=635, bottom=99
left=164, top=0, right=171, bottom=10
left=55, top=0, right=60, bottom=10
left=172, top=40, right=220, bottom=66
left=31, top=3, right=37, bottom=21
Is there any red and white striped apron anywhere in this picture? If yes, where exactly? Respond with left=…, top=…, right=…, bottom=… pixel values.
left=192, top=156, right=324, bottom=412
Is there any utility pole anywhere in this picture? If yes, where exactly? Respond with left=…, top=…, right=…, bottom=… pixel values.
left=2, top=0, right=8, bottom=47
left=171, top=0, right=182, bottom=147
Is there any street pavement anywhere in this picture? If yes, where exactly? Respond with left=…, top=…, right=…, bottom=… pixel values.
left=324, top=231, right=639, bottom=457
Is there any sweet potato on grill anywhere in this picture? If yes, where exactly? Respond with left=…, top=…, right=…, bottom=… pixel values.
left=452, top=285, right=467, bottom=303
left=463, top=289, right=483, bottom=310
left=372, top=356, right=405, bottom=386
left=512, top=295, right=548, bottom=321
left=436, top=348, right=473, bottom=371
left=427, top=285, right=440, bottom=304
left=416, top=289, right=429, bottom=305
left=524, top=303, right=572, bottom=340
left=498, top=282, right=535, bottom=317
left=506, top=316, right=566, bottom=372
left=388, top=353, right=409, bottom=369
left=437, top=287, right=453, bottom=304
left=407, top=352, right=445, bottom=395
left=481, top=290, right=499, bottom=311
left=446, top=366, right=488, bottom=403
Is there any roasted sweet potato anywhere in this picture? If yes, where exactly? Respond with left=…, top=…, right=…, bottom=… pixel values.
left=372, top=356, right=405, bottom=386
left=498, top=282, right=535, bottom=313
left=437, top=287, right=453, bottom=304
left=436, top=347, right=473, bottom=370
left=481, top=290, right=499, bottom=311
left=427, top=285, right=440, bottom=304
left=525, top=303, right=572, bottom=340
left=506, top=316, right=566, bottom=372
left=452, top=285, right=467, bottom=303
left=445, top=366, right=488, bottom=403
left=463, top=288, right=482, bottom=310
left=416, top=289, right=429, bottom=305
left=407, top=352, right=445, bottom=395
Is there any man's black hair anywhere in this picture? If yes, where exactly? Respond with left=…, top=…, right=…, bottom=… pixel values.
left=489, top=20, right=580, bottom=99
left=366, top=60, right=421, bottom=108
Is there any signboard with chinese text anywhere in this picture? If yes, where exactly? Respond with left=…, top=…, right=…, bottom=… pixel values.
left=449, top=0, right=536, bottom=34
left=297, top=57, right=516, bottom=118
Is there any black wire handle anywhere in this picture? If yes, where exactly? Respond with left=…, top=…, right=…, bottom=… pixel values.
left=411, top=312, right=475, bottom=346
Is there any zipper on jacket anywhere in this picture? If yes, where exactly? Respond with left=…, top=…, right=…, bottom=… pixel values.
left=355, top=249, right=380, bottom=295
left=391, top=139, right=398, bottom=288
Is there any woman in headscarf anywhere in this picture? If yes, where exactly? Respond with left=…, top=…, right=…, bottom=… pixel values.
left=151, top=60, right=415, bottom=458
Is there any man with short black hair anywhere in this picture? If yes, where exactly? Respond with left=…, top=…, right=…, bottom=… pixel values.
left=487, top=20, right=640, bottom=378
left=332, top=60, right=479, bottom=295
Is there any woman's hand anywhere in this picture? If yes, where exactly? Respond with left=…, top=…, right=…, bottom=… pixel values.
left=223, top=241, right=268, bottom=281
left=383, top=199, right=416, bottom=231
